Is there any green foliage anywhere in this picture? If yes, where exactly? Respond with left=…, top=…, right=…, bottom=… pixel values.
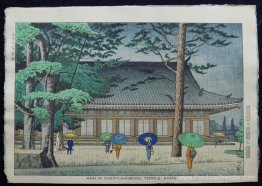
left=15, top=23, right=127, bottom=135
left=32, top=107, right=48, bottom=121
left=15, top=81, right=25, bottom=103
left=54, top=107, right=84, bottom=132
left=54, top=109, right=63, bottom=132
left=71, top=65, right=110, bottom=98
left=16, top=23, right=41, bottom=44
left=224, top=150, right=244, bottom=158
left=15, top=111, right=24, bottom=130
left=63, top=117, right=83, bottom=130
left=15, top=43, right=26, bottom=65
left=80, top=23, right=126, bottom=59
left=54, top=23, right=98, bottom=35
left=24, top=88, right=92, bottom=113
left=57, top=89, right=92, bottom=112
left=188, top=62, right=217, bottom=74
left=16, top=61, right=62, bottom=83
left=235, top=119, right=244, bottom=143
left=127, top=23, right=238, bottom=74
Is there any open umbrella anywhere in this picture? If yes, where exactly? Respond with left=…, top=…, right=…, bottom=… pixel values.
left=111, top=133, right=128, bottom=144
left=212, top=132, right=225, bottom=137
left=64, top=132, right=78, bottom=139
left=138, top=132, right=158, bottom=145
left=99, top=132, right=113, bottom=141
left=178, top=132, right=204, bottom=148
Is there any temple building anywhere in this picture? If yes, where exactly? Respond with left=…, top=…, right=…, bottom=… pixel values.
left=65, top=62, right=243, bottom=143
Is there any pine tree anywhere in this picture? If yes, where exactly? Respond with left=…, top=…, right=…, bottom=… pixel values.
left=231, top=118, right=235, bottom=131
left=15, top=23, right=127, bottom=167
left=127, top=23, right=238, bottom=157
left=222, top=116, right=227, bottom=131
left=235, top=119, right=244, bottom=150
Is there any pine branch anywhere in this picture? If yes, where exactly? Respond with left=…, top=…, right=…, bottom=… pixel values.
left=43, top=29, right=51, bottom=56
left=149, top=49, right=177, bottom=74
left=70, top=34, right=88, bottom=86
left=15, top=102, right=34, bottom=115
left=150, top=23, right=178, bottom=49
left=51, top=31, right=71, bottom=62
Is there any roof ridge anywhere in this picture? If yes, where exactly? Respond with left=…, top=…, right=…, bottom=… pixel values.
left=202, top=89, right=243, bottom=101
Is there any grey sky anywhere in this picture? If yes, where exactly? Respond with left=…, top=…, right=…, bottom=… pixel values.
left=112, top=23, right=243, bottom=127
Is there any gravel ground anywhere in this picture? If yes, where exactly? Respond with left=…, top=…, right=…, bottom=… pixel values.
left=15, top=143, right=244, bottom=176
left=15, top=161, right=243, bottom=176
left=15, top=143, right=243, bottom=166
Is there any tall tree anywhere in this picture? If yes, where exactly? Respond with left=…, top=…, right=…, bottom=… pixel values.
left=172, top=23, right=186, bottom=156
left=15, top=24, right=42, bottom=149
left=127, top=23, right=238, bottom=157
left=15, top=23, right=126, bottom=167
left=231, top=118, right=235, bottom=131
left=235, top=119, right=244, bottom=150
left=222, top=116, right=227, bottom=131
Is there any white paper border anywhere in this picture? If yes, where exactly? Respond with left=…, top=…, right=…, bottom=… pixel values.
left=4, top=5, right=259, bottom=183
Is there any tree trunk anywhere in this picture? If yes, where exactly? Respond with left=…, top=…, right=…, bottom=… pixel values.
left=23, top=42, right=35, bottom=149
left=37, top=35, right=48, bottom=60
left=171, top=23, right=186, bottom=157
left=239, top=143, right=242, bottom=150
left=40, top=76, right=59, bottom=168
left=37, top=34, right=58, bottom=167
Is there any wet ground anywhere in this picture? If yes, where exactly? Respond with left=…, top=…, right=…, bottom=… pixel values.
left=15, top=161, right=243, bottom=176
left=14, top=143, right=244, bottom=176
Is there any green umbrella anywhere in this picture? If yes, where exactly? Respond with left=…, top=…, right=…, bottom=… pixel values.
left=178, top=132, right=205, bottom=148
left=99, top=132, right=112, bottom=141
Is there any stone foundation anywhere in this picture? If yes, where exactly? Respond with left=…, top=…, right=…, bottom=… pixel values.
left=15, top=154, right=42, bottom=169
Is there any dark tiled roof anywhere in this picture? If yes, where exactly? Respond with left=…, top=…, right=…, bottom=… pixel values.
left=90, top=62, right=242, bottom=106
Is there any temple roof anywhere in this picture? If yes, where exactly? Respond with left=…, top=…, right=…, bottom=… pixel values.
left=86, top=62, right=242, bottom=110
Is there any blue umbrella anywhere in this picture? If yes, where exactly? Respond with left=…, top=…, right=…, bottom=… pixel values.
left=138, top=132, right=158, bottom=145
left=111, top=133, right=128, bottom=144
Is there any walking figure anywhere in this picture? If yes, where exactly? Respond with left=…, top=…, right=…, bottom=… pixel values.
left=145, top=137, right=154, bottom=161
left=178, top=132, right=204, bottom=172
left=138, top=132, right=158, bottom=161
left=67, top=138, right=74, bottom=155
left=186, top=147, right=197, bottom=172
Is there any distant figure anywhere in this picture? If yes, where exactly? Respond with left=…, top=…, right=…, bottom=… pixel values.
left=104, top=140, right=112, bottom=153
left=67, top=138, right=74, bottom=155
left=186, top=147, right=197, bottom=172
left=215, top=137, right=219, bottom=147
left=114, top=144, right=122, bottom=160
left=109, top=143, right=114, bottom=154
left=145, top=137, right=154, bottom=161
left=54, top=132, right=60, bottom=151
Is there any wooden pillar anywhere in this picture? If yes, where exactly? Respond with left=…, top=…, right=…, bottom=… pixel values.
left=189, top=119, right=193, bottom=132
left=96, top=119, right=101, bottom=143
left=153, top=119, right=157, bottom=134
left=96, top=119, right=101, bottom=136
left=112, top=119, right=117, bottom=134
left=204, top=118, right=210, bottom=136
left=134, top=119, right=138, bottom=143
left=93, top=118, right=97, bottom=137
left=167, top=118, right=173, bottom=137
left=149, top=119, right=154, bottom=133
left=185, top=119, right=191, bottom=132
left=130, top=119, right=135, bottom=136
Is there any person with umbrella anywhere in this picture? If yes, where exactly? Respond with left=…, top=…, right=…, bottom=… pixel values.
left=99, top=132, right=113, bottom=154
left=212, top=132, right=225, bottom=147
left=67, top=138, right=74, bottom=155
left=111, top=133, right=128, bottom=160
left=178, top=132, right=204, bottom=172
left=138, top=133, right=158, bottom=161
left=64, top=132, right=78, bottom=155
